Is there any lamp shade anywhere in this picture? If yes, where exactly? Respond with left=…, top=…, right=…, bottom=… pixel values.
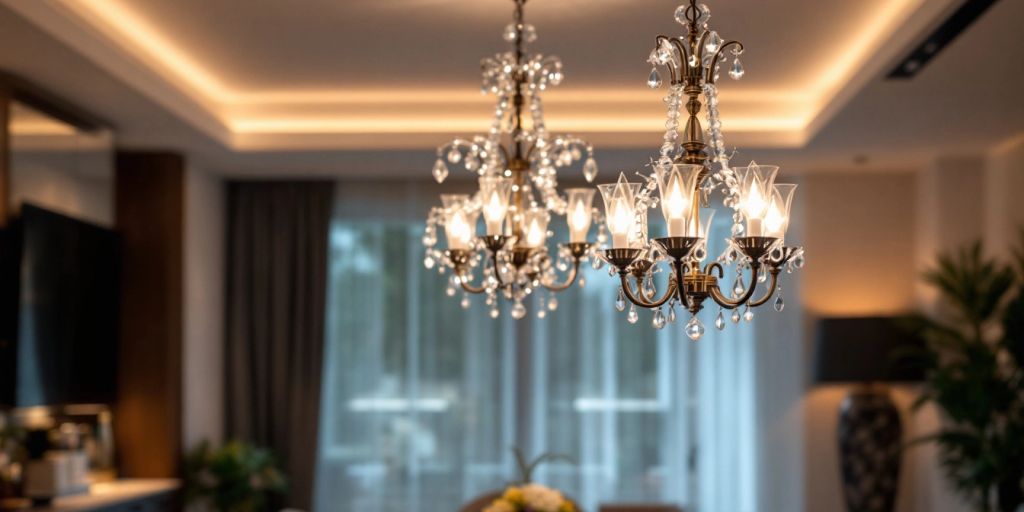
left=813, top=316, right=925, bottom=384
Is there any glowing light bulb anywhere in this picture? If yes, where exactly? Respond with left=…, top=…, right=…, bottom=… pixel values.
left=764, top=201, right=785, bottom=238
left=449, top=211, right=471, bottom=248
left=526, top=218, right=545, bottom=247
left=610, top=199, right=633, bottom=244
left=743, top=179, right=767, bottom=236
left=485, top=191, right=504, bottom=222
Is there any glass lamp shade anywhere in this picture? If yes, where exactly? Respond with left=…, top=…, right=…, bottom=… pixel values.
left=734, top=164, right=779, bottom=236
left=565, top=188, right=596, bottom=243
left=764, top=184, right=798, bottom=242
left=441, top=194, right=478, bottom=251
left=598, top=174, right=642, bottom=249
left=479, top=176, right=513, bottom=235
left=522, top=208, right=551, bottom=248
left=655, top=163, right=702, bottom=237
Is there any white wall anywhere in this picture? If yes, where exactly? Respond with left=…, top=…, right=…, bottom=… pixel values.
left=9, top=149, right=113, bottom=226
left=182, top=166, right=226, bottom=450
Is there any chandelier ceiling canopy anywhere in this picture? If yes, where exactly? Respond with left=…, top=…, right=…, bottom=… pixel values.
left=427, top=0, right=805, bottom=334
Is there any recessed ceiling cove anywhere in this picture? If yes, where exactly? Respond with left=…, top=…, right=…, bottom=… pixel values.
left=5, top=0, right=959, bottom=150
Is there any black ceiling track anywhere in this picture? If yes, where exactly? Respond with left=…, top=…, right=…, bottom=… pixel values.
left=887, top=0, right=1002, bottom=79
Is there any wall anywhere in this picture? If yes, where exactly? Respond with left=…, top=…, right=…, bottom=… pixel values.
left=795, top=141, right=1024, bottom=512
left=182, top=166, right=225, bottom=450
left=799, top=171, right=924, bottom=512
left=9, top=149, right=113, bottom=226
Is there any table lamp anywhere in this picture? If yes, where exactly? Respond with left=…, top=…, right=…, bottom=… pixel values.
left=814, top=316, right=925, bottom=512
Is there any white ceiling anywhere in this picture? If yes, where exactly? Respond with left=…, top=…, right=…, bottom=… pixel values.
left=0, top=0, right=1021, bottom=176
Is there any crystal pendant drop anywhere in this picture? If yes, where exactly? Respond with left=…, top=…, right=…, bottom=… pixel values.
left=686, top=316, right=705, bottom=341
left=511, top=301, right=527, bottom=320
left=537, top=308, right=547, bottom=319
left=615, top=288, right=626, bottom=312
left=447, top=148, right=462, bottom=164
left=715, top=310, right=726, bottom=330
left=743, top=306, right=754, bottom=322
left=774, top=295, right=785, bottom=312
left=668, top=303, right=677, bottom=323
left=446, top=285, right=457, bottom=297
left=652, top=309, right=666, bottom=330
left=627, top=304, right=639, bottom=324
left=583, top=157, right=599, bottom=183
left=732, top=277, right=744, bottom=297
left=647, top=68, right=663, bottom=89
left=461, top=294, right=471, bottom=309
left=548, top=296, right=559, bottom=311
left=697, top=3, right=711, bottom=25
left=729, top=58, right=745, bottom=80
left=424, top=256, right=435, bottom=269
left=731, top=308, right=741, bottom=324
left=674, top=5, right=688, bottom=25
left=432, top=159, right=449, bottom=183
left=490, top=308, right=500, bottom=319
left=705, top=31, right=722, bottom=53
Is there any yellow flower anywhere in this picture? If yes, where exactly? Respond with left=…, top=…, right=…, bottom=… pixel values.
left=483, top=499, right=516, bottom=512
left=559, top=501, right=576, bottom=512
left=503, top=487, right=525, bottom=505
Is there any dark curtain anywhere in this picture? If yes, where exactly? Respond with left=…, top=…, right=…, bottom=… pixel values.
left=225, top=181, right=333, bottom=510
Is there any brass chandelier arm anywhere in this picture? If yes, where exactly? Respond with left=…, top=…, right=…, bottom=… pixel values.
left=706, top=41, right=744, bottom=84
left=705, top=263, right=763, bottom=309
left=747, top=269, right=780, bottom=308
left=619, top=271, right=677, bottom=309
left=541, top=259, right=580, bottom=292
left=457, top=269, right=488, bottom=294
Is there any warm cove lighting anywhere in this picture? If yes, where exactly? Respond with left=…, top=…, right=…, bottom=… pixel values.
left=38, top=0, right=923, bottom=141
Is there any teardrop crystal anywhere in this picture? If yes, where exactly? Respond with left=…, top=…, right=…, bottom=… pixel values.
left=616, top=288, right=626, bottom=312
left=648, top=68, right=663, bottom=89
left=743, top=306, right=754, bottom=322
left=548, top=296, right=559, bottom=311
left=627, top=304, right=639, bottom=324
left=668, top=304, right=677, bottom=324
left=432, top=158, right=449, bottom=183
left=490, top=308, right=500, bottom=319
left=705, top=31, right=722, bottom=53
left=511, top=301, right=527, bottom=320
left=583, top=157, right=599, bottom=183
left=652, top=309, right=666, bottom=330
left=447, top=148, right=462, bottom=164
left=774, top=295, right=785, bottom=312
left=715, top=310, right=726, bottom=330
left=461, top=295, right=471, bottom=309
left=686, top=316, right=705, bottom=341
left=729, top=58, right=745, bottom=80
left=731, top=309, right=741, bottom=324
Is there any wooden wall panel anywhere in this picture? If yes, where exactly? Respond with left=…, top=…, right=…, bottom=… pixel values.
left=114, top=151, right=184, bottom=478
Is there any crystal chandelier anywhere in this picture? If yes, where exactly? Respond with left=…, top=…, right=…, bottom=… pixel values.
left=423, top=0, right=603, bottom=320
left=596, top=0, right=805, bottom=339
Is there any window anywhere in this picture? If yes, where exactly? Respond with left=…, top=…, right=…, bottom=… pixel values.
left=315, top=183, right=758, bottom=512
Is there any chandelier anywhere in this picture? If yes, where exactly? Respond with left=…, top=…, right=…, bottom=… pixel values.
left=596, top=0, right=805, bottom=339
left=423, top=0, right=605, bottom=320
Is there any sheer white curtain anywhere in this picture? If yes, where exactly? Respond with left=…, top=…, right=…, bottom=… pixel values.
left=314, top=181, right=777, bottom=512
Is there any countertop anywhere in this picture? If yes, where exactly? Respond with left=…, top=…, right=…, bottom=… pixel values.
left=29, top=479, right=180, bottom=512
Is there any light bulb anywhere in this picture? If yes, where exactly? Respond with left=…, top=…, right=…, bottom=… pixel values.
left=763, top=201, right=785, bottom=237
left=570, top=200, right=589, bottom=234
left=526, top=218, right=545, bottom=247
left=484, top=191, right=505, bottom=224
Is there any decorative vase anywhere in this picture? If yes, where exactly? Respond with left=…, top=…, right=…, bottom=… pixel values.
left=837, top=384, right=901, bottom=512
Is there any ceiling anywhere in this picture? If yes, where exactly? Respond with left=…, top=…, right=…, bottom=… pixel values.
left=0, top=0, right=1021, bottom=175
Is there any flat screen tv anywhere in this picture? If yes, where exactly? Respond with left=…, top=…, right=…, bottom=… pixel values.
left=0, top=204, right=120, bottom=408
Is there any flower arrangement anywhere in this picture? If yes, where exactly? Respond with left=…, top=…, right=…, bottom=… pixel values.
left=483, top=449, right=577, bottom=512
left=484, top=484, right=576, bottom=512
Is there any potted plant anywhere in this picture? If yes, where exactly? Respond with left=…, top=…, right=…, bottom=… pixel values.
left=907, top=235, right=1024, bottom=512
left=184, top=440, right=287, bottom=512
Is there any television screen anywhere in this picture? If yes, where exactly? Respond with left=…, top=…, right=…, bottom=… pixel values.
left=0, top=204, right=120, bottom=407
